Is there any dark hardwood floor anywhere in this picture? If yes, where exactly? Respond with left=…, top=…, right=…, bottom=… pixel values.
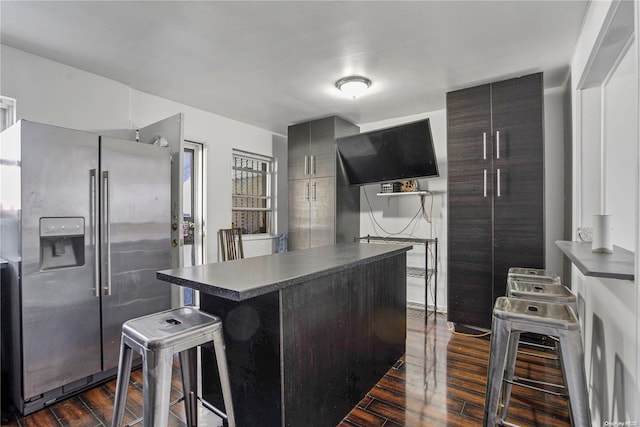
left=2, top=308, right=570, bottom=427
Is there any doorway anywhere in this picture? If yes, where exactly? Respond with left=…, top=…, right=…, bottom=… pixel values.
left=183, top=140, right=206, bottom=305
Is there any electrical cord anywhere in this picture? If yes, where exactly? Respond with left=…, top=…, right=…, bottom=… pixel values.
left=446, top=321, right=492, bottom=337
left=363, top=188, right=424, bottom=236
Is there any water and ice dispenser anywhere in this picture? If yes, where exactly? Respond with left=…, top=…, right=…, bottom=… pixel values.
left=39, top=217, right=85, bottom=270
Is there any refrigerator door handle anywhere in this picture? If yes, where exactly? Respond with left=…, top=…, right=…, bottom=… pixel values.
left=91, top=169, right=99, bottom=297
left=102, top=170, right=112, bottom=296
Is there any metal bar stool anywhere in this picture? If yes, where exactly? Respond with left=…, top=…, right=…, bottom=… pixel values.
left=484, top=297, right=590, bottom=427
left=111, top=307, right=236, bottom=427
left=506, top=278, right=579, bottom=355
left=507, top=279, right=577, bottom=316
left=507, top=268, right=567, bottom=351
left=507, top=267, right=562, bottom=285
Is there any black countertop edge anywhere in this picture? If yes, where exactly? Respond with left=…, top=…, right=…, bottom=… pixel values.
left=157, top=242, right=412, bottom=301
left=156, top=271, right=243, bottom=300
left=555, top=240, right=635, bottom=281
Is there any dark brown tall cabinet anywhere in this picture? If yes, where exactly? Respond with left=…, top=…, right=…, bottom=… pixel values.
left=288, top=116, right=360, bottom=251
left=447, top=73, right=545, bottom=330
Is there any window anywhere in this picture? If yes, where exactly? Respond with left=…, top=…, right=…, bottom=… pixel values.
left=232, top=149, right=273, bottom=235
left=0, top=96, right=17, bottom=132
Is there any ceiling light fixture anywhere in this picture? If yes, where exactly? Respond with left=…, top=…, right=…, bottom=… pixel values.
left=335, top=76, right=372, bottom=98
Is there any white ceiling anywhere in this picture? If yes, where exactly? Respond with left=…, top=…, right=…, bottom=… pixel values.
left=0, top=1, right=589, bottom=135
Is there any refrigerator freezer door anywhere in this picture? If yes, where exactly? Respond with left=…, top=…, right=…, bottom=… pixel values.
left=99, top=136, right=172, bottom=370
left=20, top=122, right=102, bottom=399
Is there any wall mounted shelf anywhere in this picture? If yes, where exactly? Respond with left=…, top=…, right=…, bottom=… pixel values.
left=555, top=240, right=635, bottom=281
left=376, top=191, right=430, bottom=197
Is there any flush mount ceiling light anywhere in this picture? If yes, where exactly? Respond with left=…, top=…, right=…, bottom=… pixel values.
left=335, top=76, right=372, bottom=98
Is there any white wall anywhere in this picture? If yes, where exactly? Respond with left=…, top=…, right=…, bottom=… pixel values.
left=570, top=1, right=640, bottom=425
left=129, top=90, right=277, bottom=261
left=0, top=45, right=129, bottom=133
left=545, top=86, right=569, bottom=280
left=580, top=86, right=604, bottom=225
left=1, top=45, right=281, bottom=262
left=604, top=43, right=638, bottom=251
left=358, top=110, right=447, bottom=309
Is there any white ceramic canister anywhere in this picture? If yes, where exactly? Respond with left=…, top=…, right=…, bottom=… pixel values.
left=592, top=214, right=613, bottom=253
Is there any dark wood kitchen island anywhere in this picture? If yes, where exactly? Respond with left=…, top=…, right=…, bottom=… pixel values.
left=157, top=242, right=409, bottom=427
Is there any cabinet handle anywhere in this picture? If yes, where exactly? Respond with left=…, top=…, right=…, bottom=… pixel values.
left=311, top=155, right=316, bottom=175
left=496, top=131, right=500, bottom=159
left=304, top=155, right=309, bottom=176
left=305, top=182, right=309, bottom=201
left=483, top=169, right=487, bottom=198
left=312, top=182, right=317, bottom=201
left=497, top=168, right=501, bottom=197
left=483, top=132, right=487, bottom=160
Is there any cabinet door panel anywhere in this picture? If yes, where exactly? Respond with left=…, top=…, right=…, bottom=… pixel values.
left=310, top=118, right=336, bottom=178
left=492, top=73, right=545, bottom=298
left=447, top=84, right=494, bottom=329
left=288, top=122, right=310, bottom=181
left=288, top=179, right=310, bottom=250
left=310, top=177, right=335, bottom=248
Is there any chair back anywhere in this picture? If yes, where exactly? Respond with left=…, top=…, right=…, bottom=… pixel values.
left=219, top=228, right=244, bottom=261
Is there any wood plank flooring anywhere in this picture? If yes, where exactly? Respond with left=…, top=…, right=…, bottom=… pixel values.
left=2, top=308, right=571, bottom=427
left=339, top=309, right=570, bottom=427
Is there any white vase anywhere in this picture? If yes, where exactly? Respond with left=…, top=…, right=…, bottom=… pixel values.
left=592, top=214, right=613, bottom=253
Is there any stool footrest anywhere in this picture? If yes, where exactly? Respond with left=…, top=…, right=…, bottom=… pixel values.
left=198, top=396, right=229, bottom=421
left=124, top=397, right=184, bottom=427
left=498, top=418, right=524, bottom=427
left=517, top=339, right=556, bottom=352
left=516, top=349, right=558, bottom=361
left=505, top=378, right=567, bottom=397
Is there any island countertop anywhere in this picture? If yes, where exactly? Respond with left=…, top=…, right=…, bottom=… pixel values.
left=157, top=242, right=412, bottom=301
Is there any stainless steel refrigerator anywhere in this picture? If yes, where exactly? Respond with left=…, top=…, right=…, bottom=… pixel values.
left=0, top=120, right=172, bottom=415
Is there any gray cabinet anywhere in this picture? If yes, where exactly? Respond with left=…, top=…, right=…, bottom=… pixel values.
left=447, top=73, right=545, bottom=330
left=287, top=117, right=360, bottom=251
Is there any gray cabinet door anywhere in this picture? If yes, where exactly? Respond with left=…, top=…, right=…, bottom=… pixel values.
left=99, top=137, right=172, bottom=370
left=309, top=118, right=336, bottom=178
left=288, top=122, right=310, bottom=181
left=310, top=177, right=335, bottom=248
left=288, top=179, right=311, bottom=251
left=446, top=84, right=494, bottom=329
left=491, top=73, right=545, bottom=299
